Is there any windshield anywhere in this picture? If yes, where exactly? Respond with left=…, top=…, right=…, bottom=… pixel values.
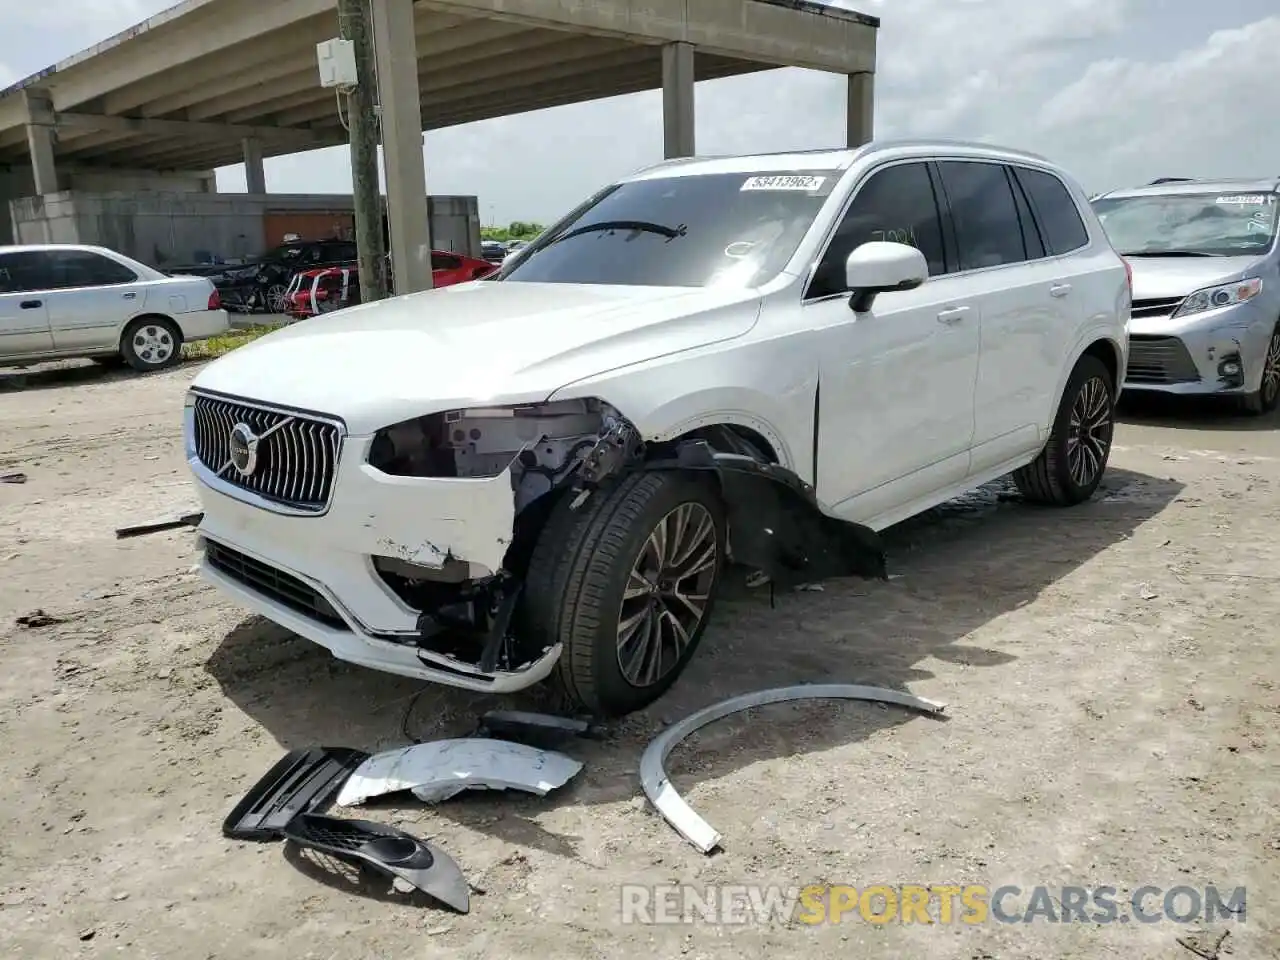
left=1092, top=191, right=1279, bottom=257
left=497, top=170, right=838, bottom=288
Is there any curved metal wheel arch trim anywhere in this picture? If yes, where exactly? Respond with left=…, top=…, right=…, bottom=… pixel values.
left=639, top=684, right=947, bottom=854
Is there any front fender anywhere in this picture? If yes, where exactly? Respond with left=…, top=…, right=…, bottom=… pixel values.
left=549, top=338, right=816, bottom=475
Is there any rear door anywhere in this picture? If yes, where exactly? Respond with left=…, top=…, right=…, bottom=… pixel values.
left=0, top=252, right=54, bottom=358
left=42, top=248, right=146, bottom=352
left=934, top=160, right=1070, bottom=473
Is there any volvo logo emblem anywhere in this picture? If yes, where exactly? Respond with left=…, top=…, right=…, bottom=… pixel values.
left=228, top=422, right=260, bottom=477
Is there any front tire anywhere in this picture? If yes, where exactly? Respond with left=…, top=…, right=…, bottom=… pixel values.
left=120, top=317, right=183, bottom=372
left=1239, top=323, right=1280, bottom=416
left=521, top=472, right=725, bottom=717
left=1014, top=354, right=1115, bottom=506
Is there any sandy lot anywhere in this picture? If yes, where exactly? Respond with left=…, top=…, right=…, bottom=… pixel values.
left=0, top=359, right=1276, bottom=959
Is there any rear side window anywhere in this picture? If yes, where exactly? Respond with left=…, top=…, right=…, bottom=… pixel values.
left=431, top=253, right=462, bottom=271
left=936, top=160, right=1027, bottom=270
left=44, top=249, right=137, bottom=288
left=0, top=251, right=54, bottom=293
left=1015, top=167, right=1089, bottom=255
left=808, top=161, right=947, bottom=299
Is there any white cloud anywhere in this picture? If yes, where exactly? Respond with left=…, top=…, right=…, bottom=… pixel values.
left=1, top=0, right=1277, bottom=223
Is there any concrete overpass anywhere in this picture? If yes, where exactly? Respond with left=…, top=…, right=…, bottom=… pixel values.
left=0, top=0, right=879, bottom=289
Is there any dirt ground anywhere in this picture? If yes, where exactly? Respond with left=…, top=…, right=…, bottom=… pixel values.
left=0, top=359, right=1276, bottom=960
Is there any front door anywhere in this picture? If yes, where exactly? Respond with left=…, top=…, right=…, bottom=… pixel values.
left=42, top=248, right=147, bottom=353
left=807, top=160, right=981, bottom=527
left=0, top=251, right=53, bottom=359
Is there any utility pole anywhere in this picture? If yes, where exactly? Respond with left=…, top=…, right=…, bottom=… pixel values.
left=337, top=0, right=388, bottom=302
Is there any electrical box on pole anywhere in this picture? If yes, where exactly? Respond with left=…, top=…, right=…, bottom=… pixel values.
left=316, top=39, right=358, bottom=89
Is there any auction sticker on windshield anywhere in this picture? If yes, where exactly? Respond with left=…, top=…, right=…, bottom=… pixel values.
left=1216, top=194, right=1272, bottom=205
left=741, top=175, right=828, bottom=192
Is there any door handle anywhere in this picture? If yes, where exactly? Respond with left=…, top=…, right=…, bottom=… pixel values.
left=123, top=292, right=137, bottom=300
left=19, top=299, right=42, bottom=309
left=1049, top=283, right=1072, bottom=298
left=936, top=306, right=970, bottom=325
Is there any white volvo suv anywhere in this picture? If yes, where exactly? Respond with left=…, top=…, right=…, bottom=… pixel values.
left=184, top=141, right=1129, bottom=717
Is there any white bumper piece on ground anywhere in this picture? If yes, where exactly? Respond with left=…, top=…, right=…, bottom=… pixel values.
left=335, top=739, right=584, bottom=806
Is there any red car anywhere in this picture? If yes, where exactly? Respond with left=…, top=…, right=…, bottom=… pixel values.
left=284, top=251, right=498, bottom=319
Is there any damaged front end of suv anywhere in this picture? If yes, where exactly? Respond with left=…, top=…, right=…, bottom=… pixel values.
left=356, top=396, right=886, bottom=714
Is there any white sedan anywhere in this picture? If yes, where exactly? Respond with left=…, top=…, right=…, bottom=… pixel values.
left=0, top=243, right=229, bottom=371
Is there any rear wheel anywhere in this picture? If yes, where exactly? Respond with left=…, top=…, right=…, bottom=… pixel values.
left=120, top=317, right=183, bottom=372
left=520, top=472, right=725, bottom=717
left=1239, top=323, right=1280, bottom=416
left=1013, top=354, right=1115, bottom=506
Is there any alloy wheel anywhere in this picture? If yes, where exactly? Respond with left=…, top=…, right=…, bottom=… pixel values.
left=616, top=502, right=718, bottom=688
left=266, top=284, right=288, bottom=313
left=1262, top=329, right=1280, bottom=407
left=132, top=324, right=175, bottom=366
left=1067, top=376, right=1113, bottom=487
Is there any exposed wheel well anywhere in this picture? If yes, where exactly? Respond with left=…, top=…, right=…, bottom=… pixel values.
left=1082, top=338, right=1121, bottom=390
left=669, top=423, right=779, bottom=464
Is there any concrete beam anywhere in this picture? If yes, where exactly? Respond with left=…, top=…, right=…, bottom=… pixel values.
left=372, top=0, right=433, bottom=294
left=243, top=137, right=266, bottom=193
left=846, top=72, right=873, bottom=148
left=662, top=42, right=694, bottom=159
left=54, top=112, right=327, bottom=149
left=186, top=16, right=527, bottom=122
left=424, top=54, right=762, bottom=129
left=415, top=0, right=876, bottom=73
left=22, top=89, right=59, bottom=195
left=43, top=0, right=335, bottom=111
left=274, top=38, right=648, bottom=127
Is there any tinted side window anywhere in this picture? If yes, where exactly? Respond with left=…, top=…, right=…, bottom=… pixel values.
left=1015, top=167, right=1089, bottom=255
left=936, top=160, right=1026, bottom=270
left=808, top=161, right=946, bottom=299
left=44, top=250, right=137, bottom=288
left=0, top=252, right=55, bottom=293
left=1009, top=170, right=1046, bottom=260
left=431, top=253, right=462, bottom=271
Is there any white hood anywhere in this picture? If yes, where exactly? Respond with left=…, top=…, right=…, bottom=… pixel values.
left=192, top=281, right=761, bottom=433
left=1128, top=255, right=1260, bottom=301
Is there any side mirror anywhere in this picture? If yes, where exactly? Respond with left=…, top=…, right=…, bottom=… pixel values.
left=845, top=241, right=928, bottom=313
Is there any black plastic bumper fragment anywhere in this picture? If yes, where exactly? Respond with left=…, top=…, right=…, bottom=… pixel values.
left=223, top=746, right=369, bottom=841
left=282, top=813, right=471, bottom=914
left=473, top=709, right=607, bottom=748
left=646, top=440, right=887, bottom=588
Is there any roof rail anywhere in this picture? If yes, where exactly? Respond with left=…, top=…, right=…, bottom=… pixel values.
left=1148, top=177, right=1195, bottom=185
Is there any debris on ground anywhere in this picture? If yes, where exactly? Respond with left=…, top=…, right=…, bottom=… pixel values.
left=473, top=709, right=606, bottom=749
left=641, top=683, right=946, bottom=853
left=282, top=813, right=470, bottom=913
left=16, top=609, right=63, bottom=628
left=115, top=511, right=203, bottom=539
left=0, top=472, right=27, bottom=484
left=336, top=739, right=584, bottom=806
left=1176, top=928, right=1230, bottom=959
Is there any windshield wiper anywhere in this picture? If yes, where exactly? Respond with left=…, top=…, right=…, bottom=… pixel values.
left=542, top=219, right=687, bottom=249
left=1119, top=250, right=1220, bottom=258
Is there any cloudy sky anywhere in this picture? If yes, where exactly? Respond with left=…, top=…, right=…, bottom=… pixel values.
left=2, top=0, right=1277, bottom=224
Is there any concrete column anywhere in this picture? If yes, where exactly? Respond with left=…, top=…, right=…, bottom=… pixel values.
left=22, top=89, right=59, bottom=196
left=846, top=72, right=874, bottom=148
left=371, top=0, right=433, bottom=294
left=242, top=137, right=266, bottom=194
left=662, top=42, right=695, bottom=159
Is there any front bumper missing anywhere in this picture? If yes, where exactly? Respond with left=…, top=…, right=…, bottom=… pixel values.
left=198, top=536, right=561, bottom=692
